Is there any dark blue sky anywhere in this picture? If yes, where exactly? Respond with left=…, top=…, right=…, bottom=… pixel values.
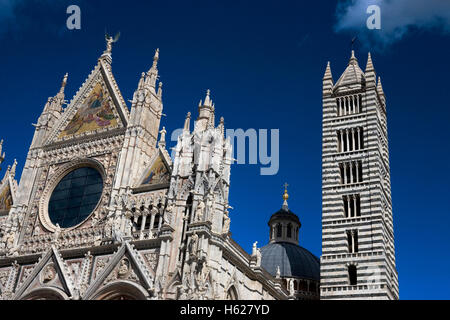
left=0, top=0, right=449, bottom=299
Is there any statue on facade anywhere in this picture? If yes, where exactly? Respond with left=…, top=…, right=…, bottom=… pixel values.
left=105, top=32, right=120, bottom=54
left=188, top=232, right=199, bottom=256
left=252, top=241, right=258, bottom=256
left=164, top=202, right=174, bottom=225
left=205, top=193, right=215, bottom=219
left=52, top=224, right=61, bottom=246
left=195, top=200, right=205, bottom=222
left=289, top=279, right=295, bottom=296
left=222, top=210, right=230, bottom=234
left=255, top=248, right=262, bottom=267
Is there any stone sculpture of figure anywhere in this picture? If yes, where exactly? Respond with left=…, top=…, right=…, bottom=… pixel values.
left=164, top=202, right=174, bottom=225
left=104, top=216, right=114, bottom=238
left=289, top=279, right=295, bottom=296
left=124, top=211, right=133, bottom=236
left=52, top=224, right=61, bottom=245
left=105, top=32, right=120, bottom=53
left=276, top=266, right=281, bottom=279
left=256, top=248, right=262, bottom=267
left=252, top=241, right=258, bottom=256
left=205, top=193, right=215, bottom=219
left=118, top=259, right=129, bottom=278
left=189, top=232, right=199, bottom=255
left=195, top=200, right=205, bottom=222
left=5, top=231, right=15, bottom=250
left=222, top=210, right=230, bottom=234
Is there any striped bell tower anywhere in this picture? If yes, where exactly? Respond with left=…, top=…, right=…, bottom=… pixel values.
left=320, top=51, right=399, bottom=300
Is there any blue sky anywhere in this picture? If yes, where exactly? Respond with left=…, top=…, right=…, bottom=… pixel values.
left=0, top=0, right=449, bottom=299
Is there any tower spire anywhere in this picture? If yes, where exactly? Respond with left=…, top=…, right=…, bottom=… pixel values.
left=323, top=61, right=333, bottom=80
left=196, top=89, right=215, bottom=132
left=365, top=52, right=376, bottom=88
left=184, top=112, right=191, bottom=132
left=349, top=50, right=358, bottom=65
left=146, top=48, right=160, bottom=89
left=282, top=183, right=289, bottom=209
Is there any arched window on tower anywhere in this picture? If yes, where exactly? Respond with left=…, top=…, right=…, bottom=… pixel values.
left=287, top=223, right=292, bottom=238
left=276, top=224, right=282, bottom=238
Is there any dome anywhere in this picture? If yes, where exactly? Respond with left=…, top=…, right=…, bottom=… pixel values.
left=268, top=206, right=301, bottom=227
left=260, top=242, right=320, bottom=281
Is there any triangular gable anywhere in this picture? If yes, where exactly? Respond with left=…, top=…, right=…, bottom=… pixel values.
left=13, top=246, right=75, bottom=300
left=46, top=58, right=129, bottom=144
left=82, top=241, right=154, bottom=300
left=136, top=148, right=172, bottom=190
left=0, top=167, right=17, bottom=214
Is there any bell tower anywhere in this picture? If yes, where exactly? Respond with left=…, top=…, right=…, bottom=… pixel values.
left=320, top=51, right=399, bottom=300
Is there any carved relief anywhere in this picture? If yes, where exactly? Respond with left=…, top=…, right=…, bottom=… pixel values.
left=41, top=263, right=57, bottom=284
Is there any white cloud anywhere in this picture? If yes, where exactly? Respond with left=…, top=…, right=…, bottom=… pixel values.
left=335, top=0, right=450, bottom=49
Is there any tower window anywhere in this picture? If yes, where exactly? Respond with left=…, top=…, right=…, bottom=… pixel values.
left=287, top=223, right=292, bottom=238
left=339, top=161, right=363, bottom=184
left=347, top=230, right=359, bottom=253
left=276, top=224, right=282, bottom=238
left=343, top=194, right=361, bottom=218
left=337, top=127, right=364, bottom=152
left=348, top=265, right=357, bottom=285
left=336, top=94, right=362, bottom=116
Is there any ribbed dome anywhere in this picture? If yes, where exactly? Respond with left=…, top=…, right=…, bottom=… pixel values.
left=260, top=242, right=320, bottom=281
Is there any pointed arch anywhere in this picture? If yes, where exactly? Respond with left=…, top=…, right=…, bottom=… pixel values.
left=90, top=280, right=149, bottom=300
left=20, top=287, right=68, bottom=300
left=226, top=285, right=239, bottom=300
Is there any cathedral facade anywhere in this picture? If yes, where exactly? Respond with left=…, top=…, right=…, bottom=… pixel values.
left=0, top=39, right=397, bottom=300
left=0, top=39, right=322, bottom=301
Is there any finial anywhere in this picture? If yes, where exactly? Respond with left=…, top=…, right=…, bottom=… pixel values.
left=349, top=50, right=358, bottom=65
left=138, top=72, right=145, bottom=89
left=62, top=73, right=68, bottom=88
left=365, top=52, right=375, bottom=72
left=323, top=61, right=332, bottom=80
left=104, top=32, right=120, bottom=54
left=283, top=183, right=289, bottom=201
left=58, top=73, right=69, bottom=95
left=203, top=89, right=212, bottom=107
left=11, top=159, right=17, bottom=177
left=377, top=76, right=385, bottom=96
left=282, top=183, right=289, bottom=209
left=184, top=112, right=191, bottom=131
left=157, top=82, right=163, bottom=98
left=154, top=48, right=160, bottom=62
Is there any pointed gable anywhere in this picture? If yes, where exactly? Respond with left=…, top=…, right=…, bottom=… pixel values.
left=13, top=246, right=76, bottom=300
left=137, top=148, right=172, bottom=190
left=46, top=58, right=129, bottom=145
left=83, top=242, right=154, bottom=300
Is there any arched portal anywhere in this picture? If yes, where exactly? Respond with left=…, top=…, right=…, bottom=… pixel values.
left=92, top=281, right=149, bottom=300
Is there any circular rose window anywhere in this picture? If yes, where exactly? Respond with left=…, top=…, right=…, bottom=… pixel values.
left=48, top=166, right=103, bottom=229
